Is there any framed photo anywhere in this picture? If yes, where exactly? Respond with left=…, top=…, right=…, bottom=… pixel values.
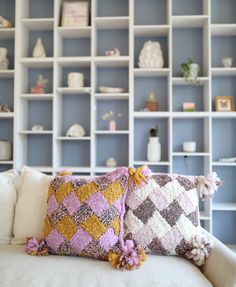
left=61, top=1, right=89, bottom=27
left=215, top=96, right=235, bottom=112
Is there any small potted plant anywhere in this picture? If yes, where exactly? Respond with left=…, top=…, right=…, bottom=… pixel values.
left=181, top=58, right=202, bottom=86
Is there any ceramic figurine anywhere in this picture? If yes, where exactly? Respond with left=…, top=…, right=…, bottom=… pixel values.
left=33, top=38, right=46, bottom=58
left=106, top=157, right=117, bottom=168
left=66, top=124, right=85, bottom=137
left=147, top=126, right=161, bottom=162
left=0, top=103, right=11, bottom=112
left=105, top=48, right=120, bottom=57
left=183, top=141, right=196, bottom=153
left=0, top=16, right=12, bottom=28
left=222, top=57, right=233, bottom=68
left=144, top=92, right=158, bottom=111
left=138, top=41, right=164, bottom=69
left=0, top=140, right=11, bottom=161
left=0, top=47, right=9, bottom=70
left=99, top=86, right=124, bottom=93
left=32, top=125, right=44, bottom=132
left=68, top=72, right=84, bottom=88
left=31, top=75, right=48, bottom=94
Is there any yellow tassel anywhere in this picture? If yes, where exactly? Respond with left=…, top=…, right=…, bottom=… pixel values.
left=108, top=252, right=120, bottom=268
left=128, top=165, right=148, bottom=188
left=58, top=170, right=72, bottom=177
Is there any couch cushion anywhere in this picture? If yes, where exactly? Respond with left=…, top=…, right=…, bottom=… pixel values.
left=0, top=244, right=213, bottom=287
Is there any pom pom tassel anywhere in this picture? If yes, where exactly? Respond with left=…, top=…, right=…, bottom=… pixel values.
left=195, top=172, right=223, bottom=200
left=128, top=165, right=151, bottom=189
left=24, top=237, right=49, bottom=256
left=108, top=240, right=147, bottom=271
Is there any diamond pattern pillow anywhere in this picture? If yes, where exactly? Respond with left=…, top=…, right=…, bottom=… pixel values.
left=43, top=168, right=129, bottom=260
left=124, top=172, right=221, bottom=266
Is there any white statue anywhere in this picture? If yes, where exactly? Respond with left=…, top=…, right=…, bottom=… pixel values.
left=33, top=38, right=46, bottom=58
left=66, top=124, right=85, bottom=137
left=0, top=47, right=9, bottom=70
left=138, top=41, right=164, bottom=69
left=0, top=16, right=12, bottom=28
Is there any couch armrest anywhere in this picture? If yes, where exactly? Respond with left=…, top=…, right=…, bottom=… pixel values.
left=201, top=229, right=236, bottom=287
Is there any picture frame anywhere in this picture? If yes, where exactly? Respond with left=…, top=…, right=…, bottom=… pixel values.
left=215, top=96, right=235, bottom=112
left=61, top=1, right=89, bottom=27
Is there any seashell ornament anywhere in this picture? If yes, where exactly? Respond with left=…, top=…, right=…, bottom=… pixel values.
left=66, top=124, right=85, bottom=137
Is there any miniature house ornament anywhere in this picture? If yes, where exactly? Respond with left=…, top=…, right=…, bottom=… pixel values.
left=147, top=126, right=161, bottom=162
left=138, top=41, right=164, bottom=69
left=144, top=92, right=158, bottom=111
left=33, top=38, right=46, bottom=58
left=31, top=75, right=48, bottom=94
left=0, top=47, right=9, bottom=70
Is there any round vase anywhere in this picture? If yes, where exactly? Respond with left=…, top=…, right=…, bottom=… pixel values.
left=147, top=137, right=161, bottom=162
left=0, top=140, right=11, bottom=160
left=106, top=158, right=117, bottom=168
left=68, top=73, right=84, bottom=88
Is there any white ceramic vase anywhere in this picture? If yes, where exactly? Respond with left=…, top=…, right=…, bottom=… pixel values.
left=33, top=38, right=46, bottom=58
left=147, top=137, right=161, bottom=162
left=106, top=158, right=117, bottom=168
left=189, top=63, right=200, bottom=78
left=68, top=72, right=84, bottom=88
left=0, top=140, right=11, bottom=160
left=0, top=47, right=9, bottom=70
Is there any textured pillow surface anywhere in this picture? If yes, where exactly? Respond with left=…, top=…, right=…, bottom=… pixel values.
left=0, top=170, right=17, bottom=244
left=124, top=173, right=202, bottom=256
left=12, top=166, right=52, bottom=244
left=44, top=168, right=129, bottom=260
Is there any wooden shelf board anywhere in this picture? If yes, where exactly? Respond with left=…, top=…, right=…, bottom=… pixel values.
left=95, top=17, right=129, bottom=29
left=57, top=166, right=91, bottom=173
left=213, top=203, right=236, bottom=211
left=212, top=161, right=236, bottom=166
left=173, top=152, right=210, bottom=157
left=0, top=161, right=13, bottom=165
left=21, top=58, right=54, bottom=68
left=57, top=87, right=91, bottom=94
left=211, top=112, right=236, bottom=119
left=211, top=24, right=236, bottom=36
left=172, top=15, right=208, bottom=28
left=0, top=112, right=14, bottom=118
left=134, top=68, right=170, bottom=77
left=134, top=25, right=169, bottom=36
left=172, top=112, right=209, bottom=118
left=20, top=94, right=53, bottom=100
left=172, top=77, right=209, bottom=85
left=94, top=56, right=129, bottom=67
left=134, top=161, right=170, bottom=166
left=57, top=57, right=91, bottom=67
left=21, top=18, right=54, bottom=30
left=0, top=28, right=15, bottom=39
left=94, top=130, right=129, bottom=135
left=57, top=26, right=91, bottom=38
left=56, top=136, right=91, bottom=141
left=94, top=93, right=129, bottom=100
left=211, top=67, right=236, bottom=76
left=134, top=112, right=170, bottom=118
left=0, top=70, right=15, bottom=78
left=19, top=130, right=53, bottom=135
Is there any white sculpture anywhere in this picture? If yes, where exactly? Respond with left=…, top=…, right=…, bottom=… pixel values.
left=32, top=125, right=44, bottom=132
left=66, top=124, right=85, bottom=137
left=33, top=38, right=46, bottom=58
left=138, top=41, right=164, bottom=69
left=0, top=47, right=9, bottom=70
left=0, top=16, right=12, bottom=28
left=68, top=73, right=84, bottom=88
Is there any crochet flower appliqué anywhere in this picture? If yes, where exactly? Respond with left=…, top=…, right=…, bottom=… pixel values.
left=184, top=235, right=213, bottom=266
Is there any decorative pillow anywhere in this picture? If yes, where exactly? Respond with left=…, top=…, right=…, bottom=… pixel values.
left=124, top=171, right=222, bottom=266
left=0, top=169, right=17, bottom=244
left=12, top=166, right=52, bottom=244
left=43, top=168, right=130, bottom=260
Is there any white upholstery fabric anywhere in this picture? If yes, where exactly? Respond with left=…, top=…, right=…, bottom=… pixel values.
left=0, top=244, right=212, bottom=287
left=11, top=166, right=52, bottom=244
left=0, top=170, right=17, bottom=244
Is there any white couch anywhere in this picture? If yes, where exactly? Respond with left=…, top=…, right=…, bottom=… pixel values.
left=0, top=230, right=235, bottom=287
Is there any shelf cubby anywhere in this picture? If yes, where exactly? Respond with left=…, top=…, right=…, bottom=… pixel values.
left=26, top=134, right=52, bottom=167
left=0, top=39, right=15, bottom=69
left=60, top=141, right=90, bottom=168
left=212, top=166, right=236, bottom=204
left=58, top=93, right=91, bottom=137
left=134, top=76, right=169, bottom=112
left=173, top=118, right=209, bottom=153
left=212, top=119, right=236, bottom=161
left=27, top=100, right=53, bottom=131
left=134, top=35, right=169, bottom=68
left=0, top=78, right=14, bottom=112
left=0, top=119, right=13, bottom=160
left=60, top=37, right=91, bottom=58
left=134, top=0, right=167, bottom=25
left=96, top=134, right=129, bottom=167
left=96, top=29, right=129, bottom=57
left=134, top=118, right=169, bottom=162
left=172, top=156, right=205, bottom=176
left=96, top=99, right=128, bottom=131
left=0, top=0, right=15, bottom=26
left=213, top=211, right=236, bottom=244
left=59, top=66, right=91, bottom=88
left=211, top=76, right=236, bottom=111
left=96, top=0, right=129, bottom=17
left=172, top=28, right=205, bottom=77
left=212, top=36, right=236, bottom=68
left=172, top=0, right=205, bottom=16
left=27, top=30, right=54, bottom=58
left=172, top=84, right=209, bottom=112
left=96, top=66, right=129, bottom=93
left=211, top=0, right=236, bottom=24
left=28, top=0, right=54, bottom=19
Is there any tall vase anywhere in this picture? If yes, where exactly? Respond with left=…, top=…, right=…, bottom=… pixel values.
left=0, top=140, right=11, bottom=160
left=147, top=137, right=161, bottom=162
